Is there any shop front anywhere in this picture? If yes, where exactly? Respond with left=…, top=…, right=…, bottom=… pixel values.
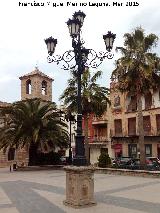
left=113, top=144, right=122, bottom=158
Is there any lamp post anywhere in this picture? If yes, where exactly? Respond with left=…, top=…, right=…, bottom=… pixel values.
left=45, top=11, right=116, bottom=207
left=45, top=11, right=115, bottom=167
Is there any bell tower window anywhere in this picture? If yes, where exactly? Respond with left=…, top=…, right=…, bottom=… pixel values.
left=42, top=80, right=47, bottom=95
left=26, top=79, right=31, bottom=94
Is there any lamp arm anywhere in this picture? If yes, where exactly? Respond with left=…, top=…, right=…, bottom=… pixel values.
left=47, top=50, right=76, bottom=70
left=85, top=49, right=114, bottom=68
left=47, top=48, right=114, bottom=70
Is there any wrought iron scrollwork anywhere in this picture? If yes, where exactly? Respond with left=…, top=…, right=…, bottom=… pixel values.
left=47, top=48, right=114, bottom=70
left=47, top=50, right=76, bottom=70
left=84, top=49, right=114, bottom=68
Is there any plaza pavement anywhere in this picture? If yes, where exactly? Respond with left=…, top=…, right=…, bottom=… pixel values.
left=0, top=168, right=160, bottom=213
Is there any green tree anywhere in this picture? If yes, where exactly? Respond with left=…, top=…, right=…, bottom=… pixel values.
left=0, top=98, right=69, bottom=154
left=60, top=68, right=110, bottom=165
left=98, top=153, right=111, bottom=168
left=112, top=27, right=160, bottom=166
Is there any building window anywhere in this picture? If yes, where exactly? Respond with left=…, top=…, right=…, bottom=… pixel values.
left=145, top=144, right=152, bottom=157
left=114, top=95, right=120, bottom=107
left=128, top=144, right=137, bottom=158
left=143, top=116, right=151, bottom=135
left=42, top=80, right=47, bottom=95
left=128, top=117, right=136, bottom=136
left=26, top=79, right=31, bottom=94
left=100, top=148, right=108, bottom=154
left=114, top=119, right=122, bottom=136
left=8, top=148, right=15, bottom=161
left=156, top=114, right=160, bottom=133
left=127, top=95, right=137, bottom=112
left=145, top=92, right=152, bottom=110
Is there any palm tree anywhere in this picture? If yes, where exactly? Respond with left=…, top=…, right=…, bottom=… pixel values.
left=0, top=98, right=69, bottom=163
left=60, top=68, right=110, bottom=165
left=112, top=27, right=160, bottom=166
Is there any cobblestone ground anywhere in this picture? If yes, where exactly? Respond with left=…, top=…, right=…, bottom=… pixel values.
left=0, top=168, right=160, bottom=213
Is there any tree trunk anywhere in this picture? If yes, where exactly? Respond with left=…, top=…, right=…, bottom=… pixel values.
left=84, top=114, right=90, bottom=165
left=137, top=93, right=146, bottom=167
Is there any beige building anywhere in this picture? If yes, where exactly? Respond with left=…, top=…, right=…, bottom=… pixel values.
left=87, top=80, right=160, bottom=164
left=0, top=67, right=54, bottom=167
left=110, top=81, right=160, bottom=159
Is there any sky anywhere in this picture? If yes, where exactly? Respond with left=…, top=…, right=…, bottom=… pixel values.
left=0, top=0, right=160, bottom=105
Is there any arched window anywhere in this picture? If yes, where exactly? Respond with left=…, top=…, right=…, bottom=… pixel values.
left=26, top=79, right=31, bottom=94
left=8, top=148, right=15, bottom=161
left=42, top=80, right=47, bottom=95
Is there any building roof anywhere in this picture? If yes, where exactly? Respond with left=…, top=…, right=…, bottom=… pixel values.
left=19, top=67, right=53, bottom=81
left=0, top=101, right=11, bottom=107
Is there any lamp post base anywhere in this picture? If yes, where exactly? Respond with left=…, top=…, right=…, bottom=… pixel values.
left=63, top=166, right=96, bottom=208
left=73, top=135, right=87, bottom=166
left=72, top=156, right=87, bottom=166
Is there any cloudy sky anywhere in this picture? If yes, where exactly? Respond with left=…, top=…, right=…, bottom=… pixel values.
left=0, top=0, right=160, bottom=105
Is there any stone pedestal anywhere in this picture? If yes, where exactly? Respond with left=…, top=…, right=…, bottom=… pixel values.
left=63, top=166, right=96, bottom=208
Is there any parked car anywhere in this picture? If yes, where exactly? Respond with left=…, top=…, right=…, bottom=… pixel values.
left=124, top=157, right=160, bottom=171
left=112, top=157, right=132, bottom=168
left=124, top=158, right=141, bottom=170
left=112, top=156, right=160, bottom=171
left=146, top=157, right=160, bottom=164
left=146, top=157, right=160, bottom=171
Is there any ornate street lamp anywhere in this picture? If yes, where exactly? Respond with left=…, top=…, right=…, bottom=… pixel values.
left=45, top=11, right=116, bottom=207
left=73, top=10, right=86, bottom=26
left=103, top=31, right=116, bottom=52
left=45, top=37, right=57, bottom=56
left=45, top=11, right=115, bottom=166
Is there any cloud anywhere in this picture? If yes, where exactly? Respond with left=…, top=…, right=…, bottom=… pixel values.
left=0, top=74, right=17, bottom=83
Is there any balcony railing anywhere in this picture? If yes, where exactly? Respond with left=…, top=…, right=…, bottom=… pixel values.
left=92, top=115, right=107, bottom=125
left=127, top=104, right=137, bottom=112
left=89, top=136, right=108, bottom=143
left=92, top=115, right=107, bottom=121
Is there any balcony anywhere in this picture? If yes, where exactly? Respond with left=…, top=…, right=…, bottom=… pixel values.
left=127, top=103, right=137, bottom=112
left=89, top=136, right=109, bottom=146
left=112, top=105, right=122, bottom=113
left=92, top=115, right=107, bottom=125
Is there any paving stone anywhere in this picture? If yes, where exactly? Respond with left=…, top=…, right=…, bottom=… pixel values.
left=0, top=168, right=160, bottom=213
